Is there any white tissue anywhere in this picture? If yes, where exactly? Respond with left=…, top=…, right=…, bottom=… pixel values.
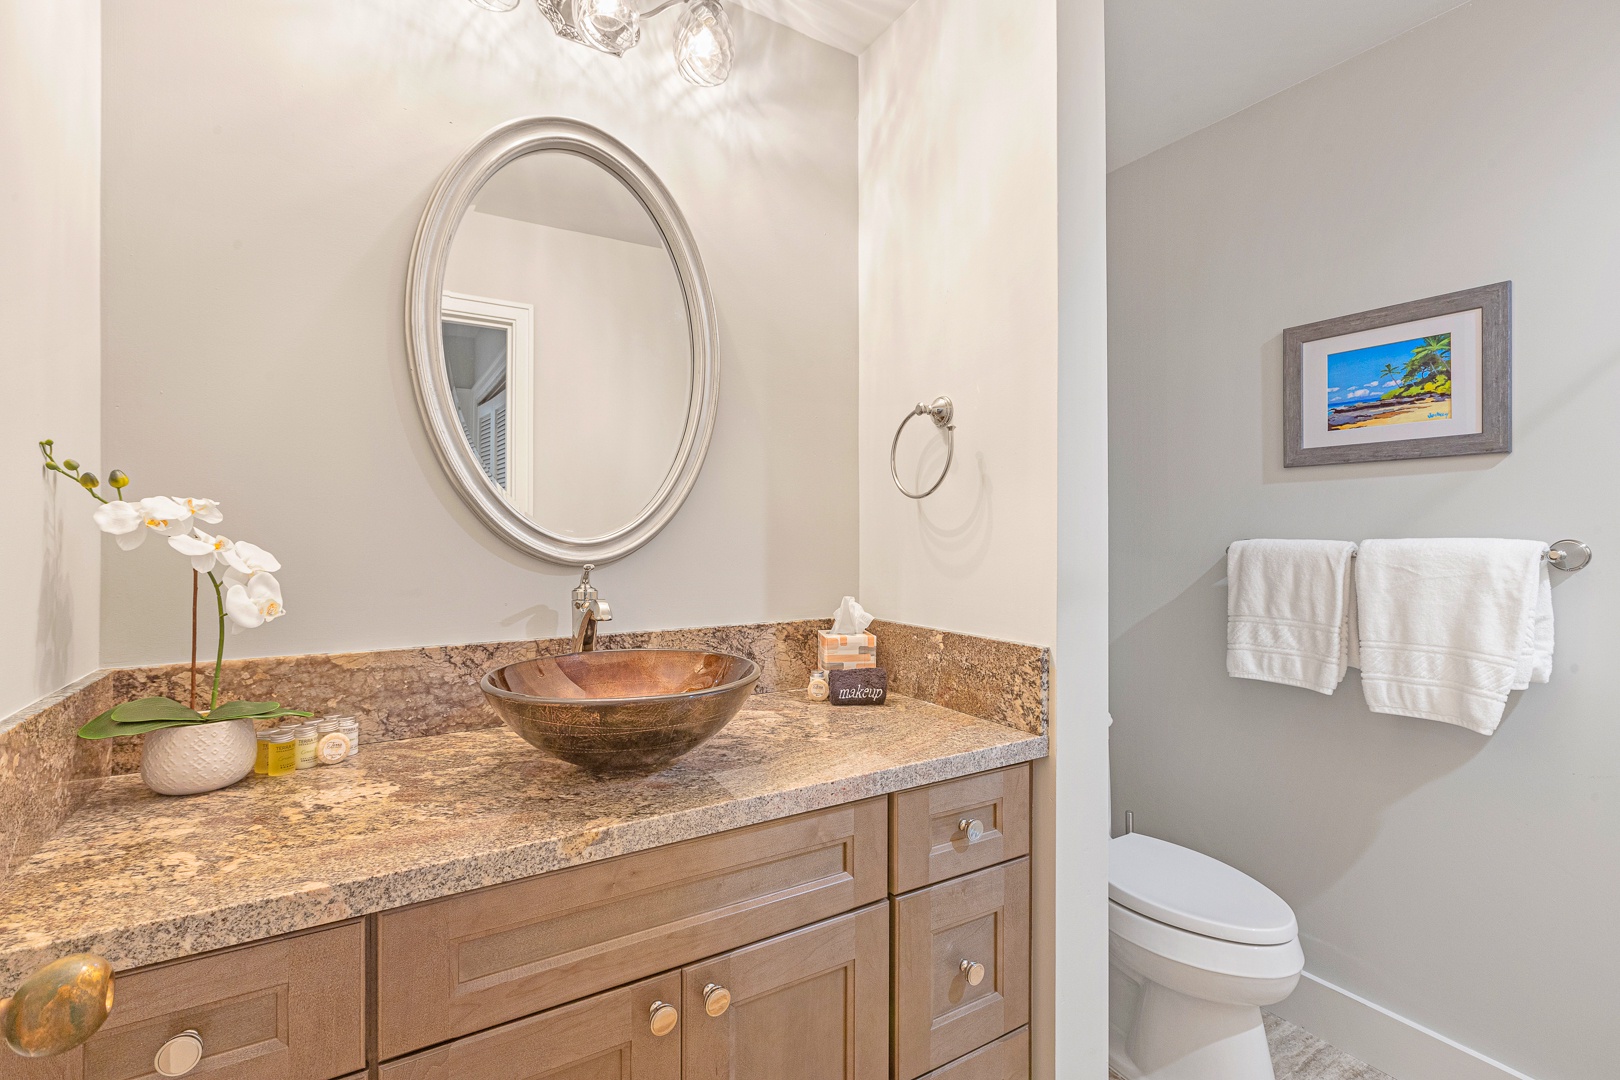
left=831, top=596, right=874, bottom=635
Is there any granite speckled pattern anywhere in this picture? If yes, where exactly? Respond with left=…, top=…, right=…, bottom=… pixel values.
left=0, top=619, right=1047, bottom=882
left=0, top=671, right=116, bottom=882
left=870, top=621, right=1048, bottom=734
left=0, top=691, right=1044, bottom=994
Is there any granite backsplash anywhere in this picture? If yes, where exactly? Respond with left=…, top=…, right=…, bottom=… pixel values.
left=0, top=619, right=1047, bottom=881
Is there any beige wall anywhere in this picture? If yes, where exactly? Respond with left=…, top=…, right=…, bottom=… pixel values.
left=858, top=2, right=1113, bottom=1077
left=1051, top=1, right=1111, bottom=1075
left=857, top=0, right=1059, bottom=647
left=99, top=0, right=859, bottom=665
left=1108, top=1, right=1620, bottom=1077
left=0, top=0, right=102, bottom=718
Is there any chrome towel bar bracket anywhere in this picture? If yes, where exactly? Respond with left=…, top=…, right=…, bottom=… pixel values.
left=891, top=396, right=955, bottom=500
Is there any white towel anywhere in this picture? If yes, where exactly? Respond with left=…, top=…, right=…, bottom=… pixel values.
left=1227, top=539, right=1359, bottom=695
left=1357, top=539, right=1552, bottom=735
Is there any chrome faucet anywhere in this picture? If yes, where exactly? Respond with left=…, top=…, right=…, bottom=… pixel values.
left=571, top=565, right=613, bottom=653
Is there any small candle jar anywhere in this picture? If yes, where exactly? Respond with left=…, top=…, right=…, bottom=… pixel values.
left=807, top=669, right=830, bottom=702
left=254, top=728, right=274, bottom=775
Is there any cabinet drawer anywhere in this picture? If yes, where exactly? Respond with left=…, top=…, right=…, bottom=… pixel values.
left=377, top=798, right=887, bottom=1059
left=682, top=904, right=889, bottom=1080
left=917, top=1028, right=1028, bottom=1080
left=892, top=858, right=1030, bottom=1080
left=9, top=923, right=365, bottom=1080
left=890, top=765, right=1029, bottom=893
left=377, top=972, right=682, bottom=1080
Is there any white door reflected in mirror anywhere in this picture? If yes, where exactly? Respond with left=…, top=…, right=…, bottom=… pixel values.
left=441, top=149, right=692, bottom=542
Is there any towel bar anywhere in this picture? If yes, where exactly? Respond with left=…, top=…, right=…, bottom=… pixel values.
left=1223, top=538, right=1592, bottom=572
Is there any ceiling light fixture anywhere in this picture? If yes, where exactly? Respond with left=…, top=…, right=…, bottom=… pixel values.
left=481, top=0, right=735, bottom=86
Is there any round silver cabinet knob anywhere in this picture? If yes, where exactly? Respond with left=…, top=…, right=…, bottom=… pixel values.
left=960, top=959, right=986, bottom=987
left=648, top=1001, right=679, bottom=1037
left=154, top=1030, right=203, bottom=1077
left=958, top=818, right=985, bottom=844
left=703, top=983, right=732, bottom=1017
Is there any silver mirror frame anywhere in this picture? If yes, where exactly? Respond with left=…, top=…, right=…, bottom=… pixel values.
left=406, top=117, right=720, bottom=565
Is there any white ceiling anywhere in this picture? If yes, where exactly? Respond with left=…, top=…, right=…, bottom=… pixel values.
left=1106, top=0, right=1473, bottom=170
left=727, top=0, right=915, bottom=55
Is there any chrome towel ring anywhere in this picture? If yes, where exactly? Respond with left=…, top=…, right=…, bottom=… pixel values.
left=890, top=396, right=955, bottom=500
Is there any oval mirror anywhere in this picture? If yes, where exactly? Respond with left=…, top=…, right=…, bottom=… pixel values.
left=407, top=118, right=719, bottom=564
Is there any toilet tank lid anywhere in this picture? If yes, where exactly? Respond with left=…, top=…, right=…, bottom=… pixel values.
left=1109, top=833, right=1297, bottom=946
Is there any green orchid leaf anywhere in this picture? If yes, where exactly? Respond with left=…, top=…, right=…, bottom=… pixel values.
left=257, top=708, right=315, bottom=720
left=110, top=697, right=203, bottom=724
left=205, top=700, right=283, bottom=720
left=78, top=709, right=211, bottom=740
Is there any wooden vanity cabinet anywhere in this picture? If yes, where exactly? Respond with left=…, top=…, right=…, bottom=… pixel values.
left=377, top=973, right=684, bottom=1080
left=7, top=922, right=365, bottom=1080
left=376, top=798, right=887, bottom=1060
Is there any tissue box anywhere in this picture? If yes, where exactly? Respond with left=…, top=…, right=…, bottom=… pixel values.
left=817, top=630, right=876, bottom=670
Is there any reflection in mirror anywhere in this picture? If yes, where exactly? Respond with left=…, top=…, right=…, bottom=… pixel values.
left=442, top=150, right=691, bottom=540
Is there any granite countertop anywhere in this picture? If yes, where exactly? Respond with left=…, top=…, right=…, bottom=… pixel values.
left=0, top=691, right=1045, bottom=994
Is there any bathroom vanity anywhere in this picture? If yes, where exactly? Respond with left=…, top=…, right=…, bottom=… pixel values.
left=0, top=692, right=1043, bottom=1080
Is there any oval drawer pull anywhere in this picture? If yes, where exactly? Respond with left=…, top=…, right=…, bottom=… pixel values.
left=154, top=1030, right=204, bottom=1077
left=958, top=818, right=985, bottom=844
left=703, top=983, right=732, bottom=1017
left=959, top=959, right=986, bottom=987
left=648, top=1001, right=679, bottom=1037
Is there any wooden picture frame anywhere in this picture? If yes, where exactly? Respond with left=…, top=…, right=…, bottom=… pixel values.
left=1283, top=281, right=1512, bottom=467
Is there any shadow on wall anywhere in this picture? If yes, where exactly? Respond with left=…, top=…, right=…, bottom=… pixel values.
left=34, top=479, right=78, bottom=696
left=1107, top=558, right=1507, bottom=907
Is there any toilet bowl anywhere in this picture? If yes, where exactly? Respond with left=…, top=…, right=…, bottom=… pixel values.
left=1108, top=833, right=1304, bottom=1080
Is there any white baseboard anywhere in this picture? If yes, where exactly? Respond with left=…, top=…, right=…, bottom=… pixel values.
left=1269, top=972, right=1537, bottom=1080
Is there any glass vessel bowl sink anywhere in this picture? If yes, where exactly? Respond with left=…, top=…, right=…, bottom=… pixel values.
left=481, top=649, right=760, bottom=775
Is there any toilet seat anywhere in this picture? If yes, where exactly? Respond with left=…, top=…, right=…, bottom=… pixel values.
left=1110, top=901, right=1303, bottom=982
left=1110, top=833, right=1297, bottom=945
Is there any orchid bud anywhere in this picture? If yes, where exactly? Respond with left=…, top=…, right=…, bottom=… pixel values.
left=108, top=470, right=129, bottom=490
left=45, top=462, right=61, bottom=472
left=78, top=472, right=100, bottom=490
left=62, top=459, right=79, bottom=471
left=41, top=439, right=54, bottom=447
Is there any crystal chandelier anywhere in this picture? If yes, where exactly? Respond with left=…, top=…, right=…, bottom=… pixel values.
left=475, top=0, right=735, bottom=86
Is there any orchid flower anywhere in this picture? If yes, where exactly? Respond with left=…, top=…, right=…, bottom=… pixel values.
left=137, top=496, right=193, bottom=537
left=222, top=540, right=281, bottom=582
left=171, top=497, right=223, bottom=525
left=225, top=572, right=285, bottom=629
left=168, top=529, right=235, bottom=573
left=92, top=500, right=147, bottom=551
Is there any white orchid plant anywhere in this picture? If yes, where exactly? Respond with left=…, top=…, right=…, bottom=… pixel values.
left=40, top=440, right=313, bottom=739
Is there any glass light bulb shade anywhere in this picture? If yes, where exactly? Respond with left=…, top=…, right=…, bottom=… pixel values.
left=574, top=0, right=641, bottom=54
left=467, top=0, right=521, bottom=11
left=675, top=0, right=733, bottom=86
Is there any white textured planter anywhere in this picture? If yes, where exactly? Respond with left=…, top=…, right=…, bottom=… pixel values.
left=139, top=718, right=257, bottom=796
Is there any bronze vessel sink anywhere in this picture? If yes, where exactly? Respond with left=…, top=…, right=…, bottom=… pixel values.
left=481, top=649, right=760, bottom=776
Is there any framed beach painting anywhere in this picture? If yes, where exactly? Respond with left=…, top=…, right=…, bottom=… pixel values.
left=1283, top=281, right=1512, bottom=466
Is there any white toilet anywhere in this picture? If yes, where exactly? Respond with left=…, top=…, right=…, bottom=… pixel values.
left=1108, top=833, right=1304, bottom=1080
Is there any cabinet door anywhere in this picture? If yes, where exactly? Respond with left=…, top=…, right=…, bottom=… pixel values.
left=892, top=859, right=1030, bottom=1080
left=681, top=904, right=888, bottom=1080
left=377, top=972, right=681, bottom=1080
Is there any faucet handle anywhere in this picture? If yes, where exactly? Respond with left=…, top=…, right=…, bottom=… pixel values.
left=573, top=565, right=598, bottom=607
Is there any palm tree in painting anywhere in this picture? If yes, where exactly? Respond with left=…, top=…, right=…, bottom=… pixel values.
left=1403, top=335, right=1451, bottom=384
left=1378, top=362, right=1399, bottom=381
